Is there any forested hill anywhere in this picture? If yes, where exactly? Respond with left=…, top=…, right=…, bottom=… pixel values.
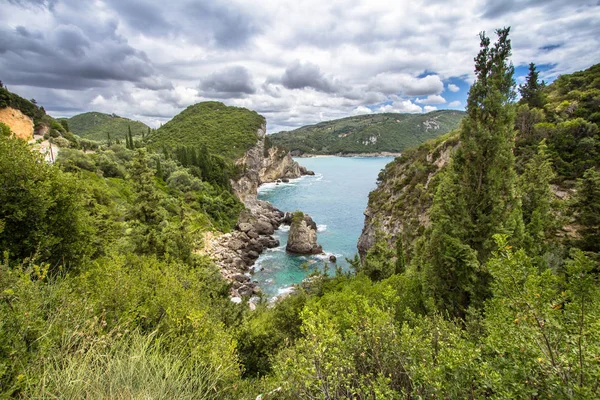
left=147, top=101, right=265, bottom=160
left=269, top=109, right=465, bottom=155
left=63, top=112, right=150, bottom=141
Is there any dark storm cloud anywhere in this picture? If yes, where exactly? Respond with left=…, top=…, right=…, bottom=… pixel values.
left=281, top=61, right=338, bottom=93
left=8, top=0, right=57, bottom=10
left=200, top=66, right=256, bottom=98
left=0, top=22, right=155, bottom=90
left=104, top=0, right=264, bottom=48
left=185, top=2, right=264, bottom=48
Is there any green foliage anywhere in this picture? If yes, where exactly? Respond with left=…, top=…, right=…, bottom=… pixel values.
left=0, top=136, right=94, bottom=272
left=66, top=111, right=150, bottom=141
left=269, top=110, right=465, bottom=155
left=485, top=236, right=600, bottom=398
left=519, top=62, right=546, bottom=109
left=519, top=139, right=558, bottom=257
left=148, top=102, right=264, bottom=160
left=572, top=168, right=600, bottom=252
left=0, top=122, right=11, bottom=137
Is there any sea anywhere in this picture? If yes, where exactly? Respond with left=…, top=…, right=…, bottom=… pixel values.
left=252, top=156, right=394, bottom=298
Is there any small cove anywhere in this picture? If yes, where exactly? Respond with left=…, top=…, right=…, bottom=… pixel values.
left=253, top=156, right=394, bottom=297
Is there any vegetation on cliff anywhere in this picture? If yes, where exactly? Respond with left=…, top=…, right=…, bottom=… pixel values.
left=269, top=109, right=464, bottom=155
left=63, top=111, right=150, bottom=142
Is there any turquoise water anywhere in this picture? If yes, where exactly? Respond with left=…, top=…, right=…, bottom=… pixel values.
left=253, top=156, right=394, bottom=297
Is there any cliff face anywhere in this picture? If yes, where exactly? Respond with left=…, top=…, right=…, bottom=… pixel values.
left=231, top=123, right=306, bottom=200
left=357, top=133, right=459, bottom=264
left=0, top=107, right=33, bottom=140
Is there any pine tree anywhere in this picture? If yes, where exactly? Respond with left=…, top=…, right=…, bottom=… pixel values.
left=519, top=62, right=546, bottom=109
left=420, top=27, right=520, bottom=317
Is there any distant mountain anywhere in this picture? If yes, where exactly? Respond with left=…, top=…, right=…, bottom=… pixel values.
left=269, top=110, right=465, bottom=155
left=147, top=101, right=265, bottom=160
left=64, top=112, right=150, bottom=141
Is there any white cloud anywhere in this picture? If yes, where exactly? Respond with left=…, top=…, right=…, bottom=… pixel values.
left=416, top=94, right=446, bottom=105
left=2, top=0, right=599, bottom=132
left=376, top=100, right=422, bottom=114
left=424, top=105, right=438, bottom=112
left=352, top=106, right=373, bottom=115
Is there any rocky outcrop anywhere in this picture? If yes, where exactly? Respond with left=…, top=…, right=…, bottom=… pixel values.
left=285, top=211, right=323, bottom=254
left=231, top=123, right=314, bottom=200
left=0, top=107, right=33, bottom=140
left=357, top=134, right=459, bottom=263
left=201, top=199, right=284, bottom=297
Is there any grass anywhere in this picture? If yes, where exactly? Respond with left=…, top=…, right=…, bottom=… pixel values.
left=30, top=331, right=230, bottom=400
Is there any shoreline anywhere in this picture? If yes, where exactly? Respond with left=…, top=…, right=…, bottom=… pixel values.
left=295, top=152, right=401, bottom=158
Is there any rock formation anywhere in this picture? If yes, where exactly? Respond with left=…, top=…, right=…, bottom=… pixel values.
left=230, top=123, right=314, bottom=200
left=0, top=107, right=33, bottom=140
left=285, top=211, right=323, bottom=254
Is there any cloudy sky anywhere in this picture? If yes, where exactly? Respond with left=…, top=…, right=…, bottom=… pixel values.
left=1, top=0, right=599, bottom=133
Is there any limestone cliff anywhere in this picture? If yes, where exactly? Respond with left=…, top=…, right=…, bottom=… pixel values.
left=0, top=107, right=33, bottom=140
left=357, top=133, right=459, bottom=264
left=231, top=123, right=310, bottom=200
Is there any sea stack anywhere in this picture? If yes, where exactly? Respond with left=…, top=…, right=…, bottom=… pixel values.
left=285, top=211, right=323, bottom=254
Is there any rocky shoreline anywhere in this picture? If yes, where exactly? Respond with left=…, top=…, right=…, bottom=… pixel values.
left=202, top=198, right=285, bottom=300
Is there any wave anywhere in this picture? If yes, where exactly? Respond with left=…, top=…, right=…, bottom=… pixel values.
left=317, top=224, right=327, bottom=232
left=277, top=286, right=295, bottom=296
left=278, top=225, right=290, bottom=232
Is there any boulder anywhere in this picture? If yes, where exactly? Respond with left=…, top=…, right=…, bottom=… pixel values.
left=238, top=222, right=253, bottom=232
left=286, top=211, right=323, bottom=254
left=258, top=235, right=280, bottom=248
left=254, top=219, right=275, bottom=235
left=282, top=178, right=290, bottom=183
left=227, top=238, right=245, bottom=251
left=246, top=229, right=259, bottom=239
left=329, top=255, right=337, bottom=263
left=233, top=274, right=250, bottom=283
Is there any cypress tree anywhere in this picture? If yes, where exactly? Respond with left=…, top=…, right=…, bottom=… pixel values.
left=420, top=27, right=520, bottom=317
left=519, top=62, right=546, bottom=109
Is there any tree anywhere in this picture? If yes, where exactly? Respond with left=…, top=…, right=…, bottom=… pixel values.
left=519, top=62, right=546, bottom=109
left=572, top=168, right=600, bottom=253
left=419, top=27, right=520, bottom=317
left=519, top=139, right=557, bottom=257
left=0, top=135, right=93, bottom=272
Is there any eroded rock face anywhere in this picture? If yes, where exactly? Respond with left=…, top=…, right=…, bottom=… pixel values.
left=0, top=107, right=33, bottom=140
left=286, top=212, right=323, bottom=254
left=230, top=123, right=314, bottom=200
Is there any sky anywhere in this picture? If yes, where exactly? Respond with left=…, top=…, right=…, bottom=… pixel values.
left=1, top=0, right=599, bottom=133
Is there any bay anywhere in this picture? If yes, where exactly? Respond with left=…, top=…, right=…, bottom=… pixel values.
left=252, top=156, right=394, bottom=297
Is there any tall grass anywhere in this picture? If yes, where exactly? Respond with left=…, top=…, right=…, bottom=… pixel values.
left=30, top=331, right=229, bottom=399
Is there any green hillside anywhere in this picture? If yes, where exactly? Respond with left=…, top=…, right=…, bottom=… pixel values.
left=269, top=110, right=465, bottom=154
left=65, top=112, right=150, bottom=141
left=147, top=101, right=265, bottom=160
